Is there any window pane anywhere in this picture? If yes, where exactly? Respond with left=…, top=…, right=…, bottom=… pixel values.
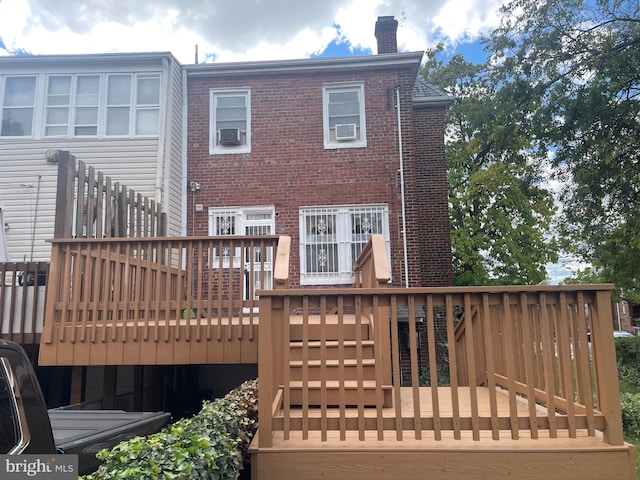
left=75, top=125, right=97, bottom=136
left=303, top=213, right=338, bottom=274
left=329, top=101, right=359, bottom=116
left=48, top=76, right=70, bottom=94
left=306, top=244, right=338, bottom=273
left=4, top=77, right=36, bottom=106
left=75, top=107, right=97, bottom=125
left=1, top=108, right=33, bottom=136
left=136, top=108, right=159, bottom=135
left=107, top=75, right=131, bottom=104
left=46, top=76, right=70, bottom=107
left=137, top=76, right=160, bottom=105
left=217, top=96, right=245, bottom=107
left=329, top=116, right=360, bottom=128
left=329, top=91, right=358, bottom=103
left=215, top=215, right=236, bottom=235
left=46, top=125, right=68, bottom=136
left=106, top=107, right=129, bottom=135
left=46, top=107, right=68, bottom=125
left=76, top=75, right=100, bottom=105
left=217, top=107, right=246, bottom=121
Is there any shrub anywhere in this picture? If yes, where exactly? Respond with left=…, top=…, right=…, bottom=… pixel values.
left=621, top=392, right=640, bottom=438
left=82, top=379, right=258, bottom=480
left=616, top=336, right=640, bottom=389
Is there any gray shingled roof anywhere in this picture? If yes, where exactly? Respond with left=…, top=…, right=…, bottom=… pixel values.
left=413, top=77, right=455, bottom=107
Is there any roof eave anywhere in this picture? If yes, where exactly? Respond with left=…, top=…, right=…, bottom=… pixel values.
left=413, top=96, right=456, bottom=108
left=185, top=51, right=424, bottom=77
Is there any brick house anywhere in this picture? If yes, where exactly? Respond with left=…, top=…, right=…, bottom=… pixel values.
left=185, top=16, right=454, bottom=290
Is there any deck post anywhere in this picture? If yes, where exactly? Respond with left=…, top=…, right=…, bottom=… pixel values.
left=591, top=288, right=624, bottom=445
left=53, top=151, right=76, bottom=239
left=258, top=294, right=274, bottom=448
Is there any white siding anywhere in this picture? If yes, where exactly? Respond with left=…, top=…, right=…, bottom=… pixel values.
left=0, top=53, right=185, bottom=261
left=162, top=57, right=184, bottom=238
left=0, top=137, right=160, bottom=261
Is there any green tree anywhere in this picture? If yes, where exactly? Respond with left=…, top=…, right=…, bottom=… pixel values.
left=487, top=0, right=640, bottom=298
left=421, top=47, right=558, bottom=285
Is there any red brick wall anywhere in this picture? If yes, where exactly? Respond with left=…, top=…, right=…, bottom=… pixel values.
left=410, top=106, right=454, bottom=286
left=186, top=66, right=451, bottom=287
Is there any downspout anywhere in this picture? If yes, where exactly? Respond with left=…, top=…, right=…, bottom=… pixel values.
left=180, top=67, right=189, bottom=236
left=396, top=87, right=409, bottom=288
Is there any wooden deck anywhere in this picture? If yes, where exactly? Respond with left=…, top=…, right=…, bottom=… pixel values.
left=38, top=316, right=260, bottom=365
left=31, top=234, right=636, bottom=479
left=251, top=387, right=635, bottom=480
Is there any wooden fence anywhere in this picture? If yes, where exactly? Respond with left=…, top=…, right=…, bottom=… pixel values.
left=40, top=235, right=290, bottom=365
left=0, top=262, right=49, bottom=344
left=53, top=150, right=166, bottom=239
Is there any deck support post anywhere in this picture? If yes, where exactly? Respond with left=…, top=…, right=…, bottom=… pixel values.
left=592, top=289, right=624, bottom=445
left=258, top=295, right=275, bottom=448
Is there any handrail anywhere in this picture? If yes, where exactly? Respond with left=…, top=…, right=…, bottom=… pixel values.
left=353, top=234, right=390, bottom=288
left=42, top=235, right=287, bottom=349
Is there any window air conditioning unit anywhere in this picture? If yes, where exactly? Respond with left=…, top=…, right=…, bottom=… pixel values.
left=335, top=123, right=357, bottom=141
left=219, top=128, right=241, bottom=145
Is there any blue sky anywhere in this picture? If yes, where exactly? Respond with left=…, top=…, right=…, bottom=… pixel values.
left=0, top=0, right=503, bottom=64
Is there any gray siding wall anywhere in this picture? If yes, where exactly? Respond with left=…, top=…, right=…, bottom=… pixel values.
left=163, top=57, right=185, bottom=238
left=0, top=138, right=160, bottom=261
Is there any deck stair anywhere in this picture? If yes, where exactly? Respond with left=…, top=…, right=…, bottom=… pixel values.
left=287, top=314, right=392, bottom=407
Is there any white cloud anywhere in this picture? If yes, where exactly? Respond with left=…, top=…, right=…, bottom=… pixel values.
left=0, top=0, right=505, bottom=63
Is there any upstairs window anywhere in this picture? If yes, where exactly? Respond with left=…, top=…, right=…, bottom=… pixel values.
left=106, top=73, right=160, bottom=136
left=209, top=89, right=251, bottom=154
left=299, top=204, right=389, bottom=285
left=45, top=74, right=100, bottom=137
left=1, top=76, right=36, bottom=137
left=323, top=82, right=366, bottom=149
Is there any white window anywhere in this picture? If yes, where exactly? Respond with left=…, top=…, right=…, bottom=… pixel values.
left=1, top=76, right=36, bottom=137
left=208, top=206, right=275, bottom=299
left=45, top=74, right=100, bottom=137
left=135, top=74, right=160, bottom=135
left=299, top=204, right=389, bottom=285
left=323, top=82, right=366, bottom=149
left=106, top=73, right=160, bottom=136
left=209, top=88, right=251, bottom=154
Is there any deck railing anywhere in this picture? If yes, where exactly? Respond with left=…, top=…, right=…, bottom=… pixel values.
left=41, top=235, right=290, bottom=364
left=0, top=262, right=49, bottom=343
left=257, top=285, right=622, bottom=446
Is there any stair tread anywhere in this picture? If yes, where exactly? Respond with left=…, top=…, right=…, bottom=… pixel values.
left=289, top=314, right=371, bottom=325
left=288, top=380, right=391, bottom=389
left=290, top=359, right=376, bottom=367
left=289, top=340, right=374, bottom=347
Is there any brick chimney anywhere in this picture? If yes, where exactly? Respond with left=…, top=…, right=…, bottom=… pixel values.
left=375, top=16, right=398, bottom=54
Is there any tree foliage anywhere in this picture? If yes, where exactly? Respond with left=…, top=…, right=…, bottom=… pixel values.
left=486, top=0, right=640, bottom=298
left=421, top=47, right=558, bottom=285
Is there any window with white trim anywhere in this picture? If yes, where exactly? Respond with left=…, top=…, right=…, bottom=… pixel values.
left=106, top=73, right=160, bottom=136
left=299, top=204, right=389, bottom=285
left=208, top=206, right=275, bottom=299
left=0, top=72, right=160, bottom=139
left=209, top=88, right=251, bottom=154
left=323, top=82, right=366, bottom=149
left=45, top=74, right=100, bottom=137
left=1, top=76, right=36, bottom=137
